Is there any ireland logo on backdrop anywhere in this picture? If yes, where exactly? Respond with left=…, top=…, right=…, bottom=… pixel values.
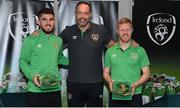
left=146, top=13, right=176, bottom=45
left=8, top=12, right=38, bottom=40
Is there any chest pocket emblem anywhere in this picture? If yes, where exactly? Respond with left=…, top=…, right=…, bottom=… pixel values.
left=72, top=35, right=78, bottom=40
left=130, top=52, right=138, bottom=60
left=53, top=43, right=58, bottom=49
left=37, top=44, right=42, bottom=48
left=91, top=33, right=99, bottom=42
left=112, top=54, right=117, bottom=58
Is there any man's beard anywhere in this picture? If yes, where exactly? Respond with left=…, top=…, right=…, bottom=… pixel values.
left=77, top=18, right=89, bottom=27
left=120, top=34, right=131, bottom=43
left=41, top=26, right=54, bottom=34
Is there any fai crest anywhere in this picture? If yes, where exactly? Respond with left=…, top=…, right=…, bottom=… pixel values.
left=146, top=13, right=176, bottom=45
left=91, top=33, right=99, bottom=41
left=8, top=12, right=38, bottom=40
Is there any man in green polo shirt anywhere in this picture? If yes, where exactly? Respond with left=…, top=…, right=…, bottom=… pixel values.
left=19, top=8, right=68, bottom=107
left=103, top=17, right=150, bottom=107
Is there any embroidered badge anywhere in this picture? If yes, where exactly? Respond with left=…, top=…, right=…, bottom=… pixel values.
left=130, top=52, right=138, bottom=60
left=91, top=33, right=99, bottom=41
left=72, top=35, right=78, bottom=40
left=37, top=44, right=42, bottom=48
left=112, top=54, right=117, bottom=58
left=53, top=43, right=58, bottom=49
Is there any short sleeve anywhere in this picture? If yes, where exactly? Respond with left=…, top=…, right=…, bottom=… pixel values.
left=101, top=25, right=111, bottom=46
left=104, top=49, right=111, bottom=68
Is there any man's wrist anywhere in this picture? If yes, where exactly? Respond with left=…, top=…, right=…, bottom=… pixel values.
left=134, top=82, right=139, bottom=88
left=108, top=79, right=113, bottom=84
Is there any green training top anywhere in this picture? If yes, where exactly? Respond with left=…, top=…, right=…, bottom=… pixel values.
left=104, top=44, right=150, bottom=94
left=19, top=30, right=68, bottom=93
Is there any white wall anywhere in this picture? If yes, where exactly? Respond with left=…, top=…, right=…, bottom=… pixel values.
left=118, top=0, right=133, bottom=20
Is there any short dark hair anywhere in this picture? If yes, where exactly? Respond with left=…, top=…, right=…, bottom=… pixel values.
left=38, top=8, right=54, bottom=18
left=75, top=1, right=92, bottom=13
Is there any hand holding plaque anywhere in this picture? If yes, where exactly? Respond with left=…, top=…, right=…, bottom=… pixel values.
left=112, top=81, right=132, bottom=97
left=39, top=74, right=59, bottom=90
